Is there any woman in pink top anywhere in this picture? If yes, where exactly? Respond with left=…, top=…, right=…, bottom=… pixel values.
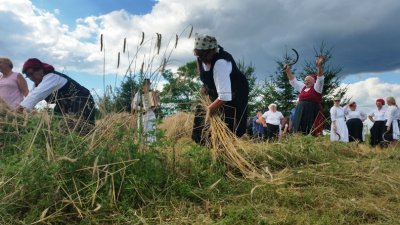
left=0, top=57, right=29, bottom=109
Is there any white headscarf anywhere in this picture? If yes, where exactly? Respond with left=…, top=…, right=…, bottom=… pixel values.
left=194, top=33, right=218, bottom=50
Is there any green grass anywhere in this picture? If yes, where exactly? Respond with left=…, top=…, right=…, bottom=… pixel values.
left=1, top=113, right=400, bottom=224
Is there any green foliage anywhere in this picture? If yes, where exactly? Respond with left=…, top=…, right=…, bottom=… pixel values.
left=237, top=60, right=258, bottom=114
left=1, top=116, right=400, bottom=224
left=114, top=76, right=138, bottom=112
left=160, top=61, right=201, bottom=115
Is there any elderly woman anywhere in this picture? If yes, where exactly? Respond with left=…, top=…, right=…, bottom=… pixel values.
left=345, top=101, right=367, bottom=142
left=191, top=34, right=249, bottom=144
left=284, top=56, right=325, bottom=136
left=368, top=98, right=387, bottom=147
left=329, top=96, right=349, bottom=142
left=18, top=58, right=95, bottom=133
left=383, top=96, right=400, bottom=145
left=0, top=57, right=29, bottom=109
left=257, top=103, right=284, bottom=141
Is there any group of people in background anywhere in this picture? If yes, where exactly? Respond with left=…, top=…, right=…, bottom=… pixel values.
left=247, top=55, right=325, bottom=142
left=190, top=33, right=399, bottom=149
left=0, top=57, right=95, bottom=134
left=330, top=97, right=399, bottom=147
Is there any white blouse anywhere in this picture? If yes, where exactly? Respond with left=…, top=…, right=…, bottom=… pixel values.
left=384, top=105, right=400, bottom=127
left=369, top=107, right=386, bottom=121
left=330, top=106, right=346, bottom=122
left=289, top=76, right=325, bottom=94
left=345, top=109, right=367, bottom=121
left=262, top=111, right=283, bottom=126
left=20, top=73, right=68, bottom=110
left=202, top=58, right=232, bottom=102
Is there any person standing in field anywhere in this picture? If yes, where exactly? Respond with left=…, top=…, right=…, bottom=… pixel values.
left=284, top=55, right=325, bottom=136
left=191, top=33, right=249, bottom=144
left=345, top=101, right=367, bottom=142
left=383, top=96, right=400, bottom=146
left=368, top=98, right=387, bottom=147
left=0, top=57, right=29, bottom=109
left=330, top=96, right=349, bottom=142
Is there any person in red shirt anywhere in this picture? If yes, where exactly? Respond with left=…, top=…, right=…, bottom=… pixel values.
left=284, top=56, right=324, bottom=136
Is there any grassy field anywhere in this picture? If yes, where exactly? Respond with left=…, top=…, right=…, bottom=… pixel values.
left=1, top=111, right=400, bottom=224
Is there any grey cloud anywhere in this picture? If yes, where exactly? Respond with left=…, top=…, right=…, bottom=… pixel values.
left=187, top=0, right=400, bottom=77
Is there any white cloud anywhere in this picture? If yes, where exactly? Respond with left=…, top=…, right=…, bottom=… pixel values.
left=341, top=77, right=400, bottom=113
left=1, top=0, right=400, bottom=89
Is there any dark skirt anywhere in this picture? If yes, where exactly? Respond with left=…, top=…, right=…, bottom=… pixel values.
left=192, top=105, right=208, bottom=145
left=370, top=121, right=386, bottom=146
left=346, top=118, right=363, bottom=142
left=293, top=101, right=320, bottom=135
left=264, top=123, right=280, bottom=141
left=191, top=101, right=248, bottom=145
left=383, top=122, right=393, bottom=142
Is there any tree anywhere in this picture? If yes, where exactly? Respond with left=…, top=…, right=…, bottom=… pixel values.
left=272, top=52, right=299, bottom=116
left=160, top=61, right=201, bottom=115
left=237, top=60, right=258, bottom=114
left=112, top=76, right=138, bottom=112
left=253, top=76, right=279, bottom=113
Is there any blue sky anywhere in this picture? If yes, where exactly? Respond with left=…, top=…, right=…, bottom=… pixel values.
left=1, top=0, right=400, bottom=113
left=31, top=0, right=156, bottom=27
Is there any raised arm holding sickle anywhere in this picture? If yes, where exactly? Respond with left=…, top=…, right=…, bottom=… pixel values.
left=283, top=55, right=325, bottom=136
left=284, top=55, right=324, bottom=82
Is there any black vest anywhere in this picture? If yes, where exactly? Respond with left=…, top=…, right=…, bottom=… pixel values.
left=197, top=46, right=249, bottom=136
left=198, top=46, right=249, bottom=107
left=44, top=71, right=94, bottom=121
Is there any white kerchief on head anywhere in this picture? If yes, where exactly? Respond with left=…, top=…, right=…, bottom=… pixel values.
left=194, top=33, right=218, bottom=50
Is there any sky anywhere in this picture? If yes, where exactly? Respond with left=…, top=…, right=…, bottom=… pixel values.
left=1, top=0, right=400, bottom=114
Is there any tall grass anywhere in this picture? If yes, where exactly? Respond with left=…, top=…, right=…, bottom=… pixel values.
left=1, top=108, right=400, bottom=224
left=1, top=27, right=400, bottom=224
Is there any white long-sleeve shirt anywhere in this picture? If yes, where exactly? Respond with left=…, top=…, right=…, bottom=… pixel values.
left=202, top=59, right=232, bottom=101
left=385, top=105, right=400, bottom=127
left=289, top=76, right=325, bottom=94
left=369, top=107, right=386, bottom=121
left=20, top=73, right=68, bottom=110
left=345, top=109, right=367, bottom=121
left=330, top=106, right=346, bottom=122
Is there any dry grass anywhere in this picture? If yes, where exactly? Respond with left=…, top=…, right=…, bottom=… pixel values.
left=159, top=111, right=193, bottom=140
left=196, top=95, right=290, bottom=183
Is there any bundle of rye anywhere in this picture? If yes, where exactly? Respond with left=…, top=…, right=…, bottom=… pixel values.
left=199, top=94, right=289, bottom=183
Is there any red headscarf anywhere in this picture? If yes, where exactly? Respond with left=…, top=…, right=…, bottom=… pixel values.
left=376, top=98, right=385, bottom=105
left=309, top=74, right=318, bottom=81
left=22, top=58, right=55, bottom=75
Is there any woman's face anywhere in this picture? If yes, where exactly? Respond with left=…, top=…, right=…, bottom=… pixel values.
left=304, top=76, right=315, bottom=88
left=350, top=104, right=357, bottom=110
left=25, top=68, right=44, bottom=85
left=333, top=99, right=340, bottom=106
left=270, top=106, right=277, bottom=112
left=194, top=49, right=214, bottom=64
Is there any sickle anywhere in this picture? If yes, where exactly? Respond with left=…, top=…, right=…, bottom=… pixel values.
left=382, top=130, right=390, bottom=143
left=282, top=48, right=299, bottom=72
left=336, top=132, right=341, bottom=141
left=288, top=48, right=299, bottom=66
